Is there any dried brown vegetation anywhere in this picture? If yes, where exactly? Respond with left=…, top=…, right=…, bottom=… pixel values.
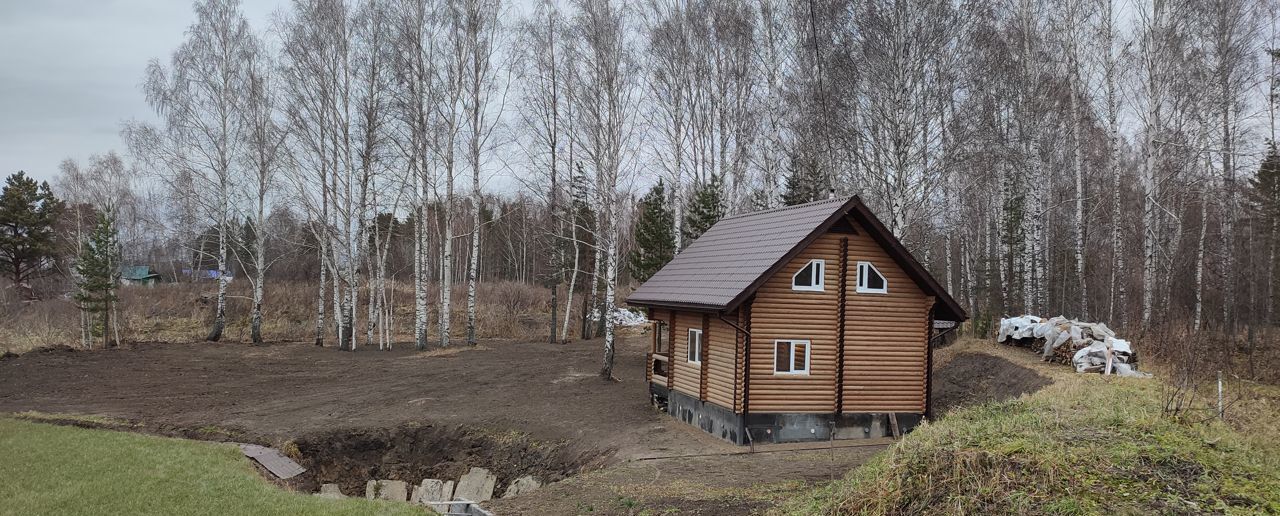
left=0, top=280, right=566, bottom=353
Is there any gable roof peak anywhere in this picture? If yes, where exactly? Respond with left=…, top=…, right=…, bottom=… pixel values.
left=627, top=195, right=966, bottom=322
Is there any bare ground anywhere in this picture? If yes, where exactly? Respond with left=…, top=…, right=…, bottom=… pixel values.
left=0, top=335, right=1053, bottom=514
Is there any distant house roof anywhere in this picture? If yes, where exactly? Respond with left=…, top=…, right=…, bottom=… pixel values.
left=122, top=265, right=161, bottom=281
left=626, top=196, right=967, bottom=322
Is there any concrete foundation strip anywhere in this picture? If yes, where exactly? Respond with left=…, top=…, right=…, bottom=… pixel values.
left=630, top=438, right=892, bottom=462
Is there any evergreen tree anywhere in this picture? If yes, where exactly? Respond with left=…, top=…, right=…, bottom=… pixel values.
left=629, top=180, right=676, bottom=283
left=1251, top=143, right=1280, bottom=221
left=682, top=173, right=725, bottom=243
left=74, top=211, right=122, bottom=349
left=1250, top=143, right=1280, bottom=323
left=781, top=157, right=825, bottom=206
left=0, top=172, right=65, bottom=296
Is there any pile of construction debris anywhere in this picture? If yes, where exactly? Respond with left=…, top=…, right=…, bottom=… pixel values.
left=998, top=315, right=1151, bottom=378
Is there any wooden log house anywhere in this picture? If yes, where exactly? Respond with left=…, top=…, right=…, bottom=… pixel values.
left=626, top=196, right=967, bottom=444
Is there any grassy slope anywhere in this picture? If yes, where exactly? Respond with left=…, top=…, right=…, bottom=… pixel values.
left=781, top=348, right=1280, bottom=515
left=0, top=418, right=419, bottom=516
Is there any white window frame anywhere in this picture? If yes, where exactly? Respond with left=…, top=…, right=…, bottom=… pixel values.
left=856, top=261, right=888, bottom=294
left=791, top=259, right=825, bottom=292
left=686, top=329, right=702, bottom=364
left=773, top=339, right=811, bottom=375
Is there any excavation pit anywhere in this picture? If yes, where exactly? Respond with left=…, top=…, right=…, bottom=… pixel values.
left=288, top=423, right=608, bottom=497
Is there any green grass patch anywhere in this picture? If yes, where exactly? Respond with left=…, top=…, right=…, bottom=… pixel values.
left=778, top=374, right=1280, bottom=515
left=0, top=417, right=419, bottom=515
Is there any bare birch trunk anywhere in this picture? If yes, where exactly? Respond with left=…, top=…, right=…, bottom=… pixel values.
left=466, top=190, right=480, bottom=345
left=207, top=213, right=228, bottom=342
left=600, top=228, right=618, bottom=379
left=415, top=195, right=429, bottom=349
left=1194, top=181, right=1208, bottom=330
left=1069, top=70, right=1087, bottom=320
left=441, top=175, right=454, bottom=347
left=1103, top=0, right=1124, bottom=327
left=561, top=223, right=580, bottom=342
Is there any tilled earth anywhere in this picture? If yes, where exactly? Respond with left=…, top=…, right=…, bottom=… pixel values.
left=0, top=336, right=1050, bottom=514
left=930, top=351, right=1053, bottom=415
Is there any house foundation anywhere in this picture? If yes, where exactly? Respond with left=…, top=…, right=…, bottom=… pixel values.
left=652, top=382, right=924, bottom=445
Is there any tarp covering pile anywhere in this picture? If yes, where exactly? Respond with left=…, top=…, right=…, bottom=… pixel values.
left=998, top=315, right=1150, bottom=377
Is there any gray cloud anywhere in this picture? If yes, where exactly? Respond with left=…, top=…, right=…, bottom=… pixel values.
left=0, top=0, right=277, bottom=182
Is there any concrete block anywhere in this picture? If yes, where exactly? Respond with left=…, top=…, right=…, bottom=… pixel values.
left=412, top=478, right=456, bottom=505
left=315, top=483, right=345, bottom=499
left=453, top=467, right=496, bottom=502
left=365, top=479, right=409, bottom=502
left=501, top=475, right=542, bottom=498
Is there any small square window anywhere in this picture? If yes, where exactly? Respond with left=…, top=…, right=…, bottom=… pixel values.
left=857, top=261, right=887, bottom=294
left=774, top=340, right=810, bottom=375
left=687, top=329, right=702, bottom=363
left=792, top=259, right=825, bottom=292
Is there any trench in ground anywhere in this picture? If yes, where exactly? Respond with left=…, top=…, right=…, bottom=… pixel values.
left=287, top=422, right=611, bottom=497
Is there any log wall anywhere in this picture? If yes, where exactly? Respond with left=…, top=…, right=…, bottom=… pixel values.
left=705, top=315, right=737, bottom=409
left=664, top=308, right=738, bottom=411
left=746, top=225, right=932, bottom=414
left=841, top=225, right=932, bottom=413
left=670, top=311, right=702, bottom=398
left=747, top=233, right=843, bottom=413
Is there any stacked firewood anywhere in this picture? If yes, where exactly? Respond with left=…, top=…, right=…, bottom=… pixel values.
left=997, top=315, right=1150, bottom=377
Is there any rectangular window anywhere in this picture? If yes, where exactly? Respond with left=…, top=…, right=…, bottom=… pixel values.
left=856, top=261, right=888, bottom=294
left=792, top=259, right=825, bottom=292
left=687, top=329, right=702, bottom=363
left=773, top=340, right=810, bottom=375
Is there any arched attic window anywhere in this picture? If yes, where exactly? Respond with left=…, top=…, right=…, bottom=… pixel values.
left=857, top=261, right=887, bottom=294
left=792, top=259, right=825, bottom=292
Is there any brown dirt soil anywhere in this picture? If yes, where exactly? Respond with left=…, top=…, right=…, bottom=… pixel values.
left=0, top=335, right=1055, bottom=513
left=0, top=335, right=890, bottom=513
left=930, top=351, right=1054, bottom=415
left=288, top=422, right=606, bottom=496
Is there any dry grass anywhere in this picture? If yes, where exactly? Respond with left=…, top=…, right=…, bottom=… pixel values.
left=0, top=280, right=568, bottom=354
left=779, top=338, right=1280, bottom=515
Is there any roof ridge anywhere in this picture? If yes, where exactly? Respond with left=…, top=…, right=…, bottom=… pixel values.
left=721, top=196, right=851, bottom=221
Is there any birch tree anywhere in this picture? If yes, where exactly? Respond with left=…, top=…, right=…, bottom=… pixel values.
left=460, top=0, right=505, bottom=346
left=434, top=0, right=470, bottom=347
left=851, top=0, right=960, bottom=240
left=516, top=0, right=569, bottom=343
left=569, top=0, right=639, bottom=379
left=126, top=0, right=256, bottom=342
left=389, top=0, right=442, bottom=350
left=236, top=42, right=287, bottom=345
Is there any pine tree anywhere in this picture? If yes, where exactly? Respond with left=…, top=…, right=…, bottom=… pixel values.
left=682, top=174, right=725, bottom=243
left=0, top=172, right=65, bottom=297
left=1250, top=143, right=1280, bottom=323
left=74, top=211, right=121, bottom=349
left=629, top=180, right=676, bottom=283
left=781, top=158, right=825, bottom=206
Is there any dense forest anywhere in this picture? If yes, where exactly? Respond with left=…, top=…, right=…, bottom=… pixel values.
left=13, top=0, right=1280, bottom=377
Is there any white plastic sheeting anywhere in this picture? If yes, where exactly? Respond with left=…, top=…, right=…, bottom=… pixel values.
left=998, top=315, right=1151, bottom=378
left=996, top=315, right=1042, bottom=342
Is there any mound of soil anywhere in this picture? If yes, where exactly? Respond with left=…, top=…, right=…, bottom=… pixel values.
left=931, top=352, right=1051, bottom=415
left=290, top=423, right=606, bottom=496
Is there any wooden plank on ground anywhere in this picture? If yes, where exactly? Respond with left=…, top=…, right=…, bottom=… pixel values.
left=240, top=443, right=306, bottom=479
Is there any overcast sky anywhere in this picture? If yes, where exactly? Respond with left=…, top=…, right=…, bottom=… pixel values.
left=0, top=0, right=279, bottom=184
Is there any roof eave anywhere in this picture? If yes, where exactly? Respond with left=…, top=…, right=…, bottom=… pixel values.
left=625, top=298, right=726, bottom=313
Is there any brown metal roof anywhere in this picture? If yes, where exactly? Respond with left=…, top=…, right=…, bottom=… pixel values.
left=626, top=196, right=967, bottom=322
